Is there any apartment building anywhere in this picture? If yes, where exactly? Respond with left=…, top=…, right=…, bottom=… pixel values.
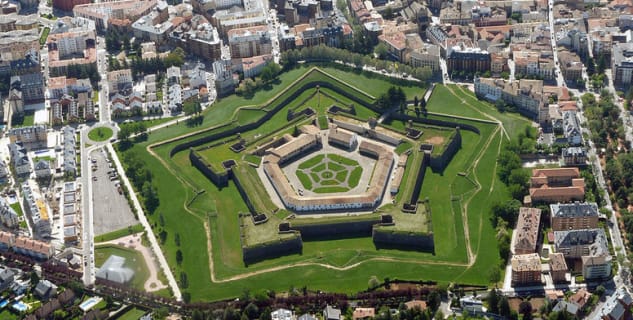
left=613, top=42, right=633, bottom=88
left=514, top=207, right=541, bottom=254
left=511, top=253, right=542, bottom=286
left=550, top=202, right=599, bottom=231
left=474, top=77, right=543, bottom=117
left=549, top=252, right=568, bottom=283
left=228, top=25, right=272, bottom=58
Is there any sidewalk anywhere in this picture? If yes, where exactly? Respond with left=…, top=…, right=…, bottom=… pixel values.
left=106, top=143, right=182, bottom=301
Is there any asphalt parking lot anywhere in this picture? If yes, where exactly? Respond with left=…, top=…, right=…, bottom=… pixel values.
left=91, top=148, right=138, bottom=236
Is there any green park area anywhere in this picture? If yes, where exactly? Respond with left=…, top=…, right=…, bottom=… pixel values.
left=295, top=154, right=362, bottom=193
left=115, top=65, right=532, bottom=302
left=88, top=127, right=113, bottom=142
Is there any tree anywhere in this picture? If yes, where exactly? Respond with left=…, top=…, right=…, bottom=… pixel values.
left=374, top=43, right=389, bottom=60
left=519, top=301, right=533, bottom=320
left=427, top=290, right=441, bottom=313
left=180, top=271, right=188, bottom=288
left=244, top=302, right=259, bottom=319
left=176, top=249, right=183, bottom=265
left=595, top=285, right=606, bottom=297
left=175, top=232, right=181, bottom=246
left=414, top=96, right=419, bottom=107
left=498, top=296, right=511, bottom=318
left=30, top=271, right=40, bottom=285
left=487, top=289, right=500, bottom=314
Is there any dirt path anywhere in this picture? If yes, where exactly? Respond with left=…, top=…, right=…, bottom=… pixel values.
left=97, top=233, right=168, bottom=292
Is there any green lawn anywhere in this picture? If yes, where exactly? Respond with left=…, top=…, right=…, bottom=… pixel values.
left=94, top=244, right=150, bottom=291
left=88, top=127, right=113, bottom=142
left=296, top=171, right=312, bottom=190
left=12, top=110, right=35, bottom=127
left=298, top=154, right=325, bottom=169
left=95, top=223, right=144, bottom=242
left=348, top=167, right=363, bottom=188
left=115, top=307, right=148, bottom=320
left=39, top=27, right=50, bottom=46
left=116, top=66, right=532, bottom=301
left=10, top=203, right=23, bottom=217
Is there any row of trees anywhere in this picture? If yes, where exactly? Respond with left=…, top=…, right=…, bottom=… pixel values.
left=582, top=92, right=625, bottom=150
left=122, top=151, right=159, bottom=214
left=280, top=45, right=434, bottom=82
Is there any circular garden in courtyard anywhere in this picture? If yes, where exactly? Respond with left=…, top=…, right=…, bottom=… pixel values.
left=295, top=154, right=363, bottom=193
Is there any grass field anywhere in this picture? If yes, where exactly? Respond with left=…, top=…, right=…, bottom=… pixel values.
left=94, top=244, right=150, bottom=291
left=115, top=307, right=148, bottom=320
left=88, top=127, right=113, bottom=142
left=95, top=224, right=144, bottom=242
left=116, top=65, right=532, bottom=301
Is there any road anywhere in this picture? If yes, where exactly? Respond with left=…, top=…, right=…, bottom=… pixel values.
left=80, top=133, right=97, bottom=286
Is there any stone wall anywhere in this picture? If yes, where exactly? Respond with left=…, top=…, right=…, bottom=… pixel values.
left=189, top=149, right=230, bottom=187
left=372, top=229, right=435, bottom=252
left=429, top=128, right=462, bottom=172
left=242, top=235, right=303, bottom=264
left=291, top=218, right=382, bottom=238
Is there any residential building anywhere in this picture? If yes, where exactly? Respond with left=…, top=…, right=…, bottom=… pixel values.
left=513, top=50, right=555, bottom=80
left=131, top=2, right=173, bottom=45
left=8, top=125, right=47, bottom=145
left=446, top=41, right=490, bottom=74
left=62, top=127, right=77, bottom=177
left=9, top=73, right=44, bottom=104
left=34, top=280, right=57, bottom=301
left=558, top=50, right=583, bottom=82
left=511, top=253, right=542, bottom=286
left=562, top=111, right=582, bottom=146
left=180, top=21, right=223, bottom=61
left=404, top=300, right=427, bottom=311
left=8, top=142, right=30, bottom=176
left=212, top=59, right=235, bottom=97
left=52, top=0, right=90, bottom=11
left=271, top=308, right=294, bottom=320
left=73, top=0, right=158, bottom=31
left=323, top=305, right=341, bottom=320
left=241, top=55, right=272, bottom=79
left=0, top=197, right=18, bottom=228
left=0, top=231, right=14, bottom=250
left=408, top=43, right=440, bottom=72
left=12, top=235, right=53, bottom=259
left=550, top=202, right=599, bottom=231
left=353, top=308, right=375, bottom=320
left=554, top=228, right=609, bottom=258
left=228, top=25, right=272, bottom=59
left=561, top=147, right=587, bottom=167
left=46, top=18, right=96, bottom=75
left=582, top=255, right=612, bottom=280
left=549, top=252, right=568, bottom=283
left=298, top=315, right=317, bottom=320
left=21, top=183, right=51, bottom=239
left=48, top=76, right=94, bottom=124
left=514, top=207, right=541, bottom=254
left=570, top=288, right=591, bottom=311
left=0, top=13, right=39, bottom=32
left=328, top=126, right=357, bottom=150
left=595, top=288, right=633, bottom=320
left=612, top=42, right=633, bottom=88
left=0, top=28, right=39, bottom=76
left=528, top=168, right=585, bottom=204
left=0, top=267, right=15, bottom=292
left=34, top=160, right=51, bottom=180
left=107, top=69, right=133, bottom=97
left=0, top=162, right=8, bottom=184
left=474, top=77, right=543, bottom=117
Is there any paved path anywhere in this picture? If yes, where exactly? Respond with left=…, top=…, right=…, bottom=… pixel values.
left=107, top=143, right=182, bottom=301
left=97, top=233, right=168, bottom=292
